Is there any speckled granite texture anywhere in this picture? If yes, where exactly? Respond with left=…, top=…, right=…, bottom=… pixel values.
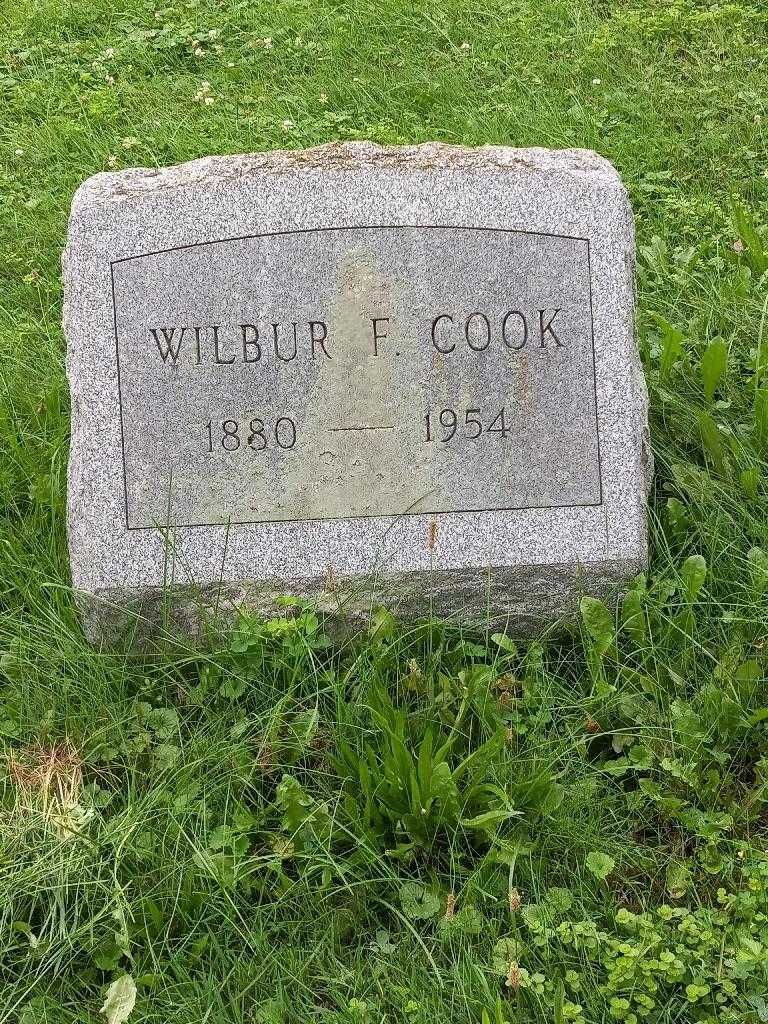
left=64, top=142, right=651, bottom=646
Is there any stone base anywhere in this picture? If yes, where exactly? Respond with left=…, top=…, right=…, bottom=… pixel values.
left=75, top=559, right=644, bottom=650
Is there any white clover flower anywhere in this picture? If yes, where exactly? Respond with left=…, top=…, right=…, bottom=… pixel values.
left=121, top=136, right=139, bottom=149
left=282, top=118, right=294, bottom=130
left=193, top=83, right=214, bottom=103
left=14, top=147, right=24, bottom=156
left=319, top=91, right=328, bottom=104
left=107, top=154, right=118, bottom=167
left=460, top=41, right=471, bottom=50
left=194, top=47, right=204, bottom=56
left=592, top=77, right=601, bottom=85
left=262, top=37, right=273, bottom=49
left=103, top=47, right=115, bottom=58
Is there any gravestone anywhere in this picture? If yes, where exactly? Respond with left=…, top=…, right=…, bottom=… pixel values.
left=64, top=142, right=651, bottom=645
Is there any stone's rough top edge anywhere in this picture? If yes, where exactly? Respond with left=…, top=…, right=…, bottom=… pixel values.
left=68, top=142, right=624, bottom=210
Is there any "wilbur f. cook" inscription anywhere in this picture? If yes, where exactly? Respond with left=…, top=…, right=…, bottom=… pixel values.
left=111, top=225, right=601, bottom=529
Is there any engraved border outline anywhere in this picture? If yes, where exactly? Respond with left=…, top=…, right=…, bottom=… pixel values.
left=110, top=224, right=603, bottom=531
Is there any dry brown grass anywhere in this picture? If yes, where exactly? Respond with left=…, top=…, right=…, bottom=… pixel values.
left=7, top=741, right=85, bottom=831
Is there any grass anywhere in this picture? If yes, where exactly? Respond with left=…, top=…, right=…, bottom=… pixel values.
left=1, top=0, right=768, bottom=1021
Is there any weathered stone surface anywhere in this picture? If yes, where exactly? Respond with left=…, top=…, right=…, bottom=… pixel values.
left=64, top=142, right=651, bottom=646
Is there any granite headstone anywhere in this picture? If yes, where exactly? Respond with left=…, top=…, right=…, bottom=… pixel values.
left=64, top=142, right=651, bottom=645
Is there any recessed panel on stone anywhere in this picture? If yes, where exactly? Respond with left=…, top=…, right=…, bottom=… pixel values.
left=113, top=226, right=600, bottom=529
left=64, top=143, right=651, bottom=646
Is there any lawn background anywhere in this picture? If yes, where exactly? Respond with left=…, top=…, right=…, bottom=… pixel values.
left=1, top=1, right=768, bottom=1022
